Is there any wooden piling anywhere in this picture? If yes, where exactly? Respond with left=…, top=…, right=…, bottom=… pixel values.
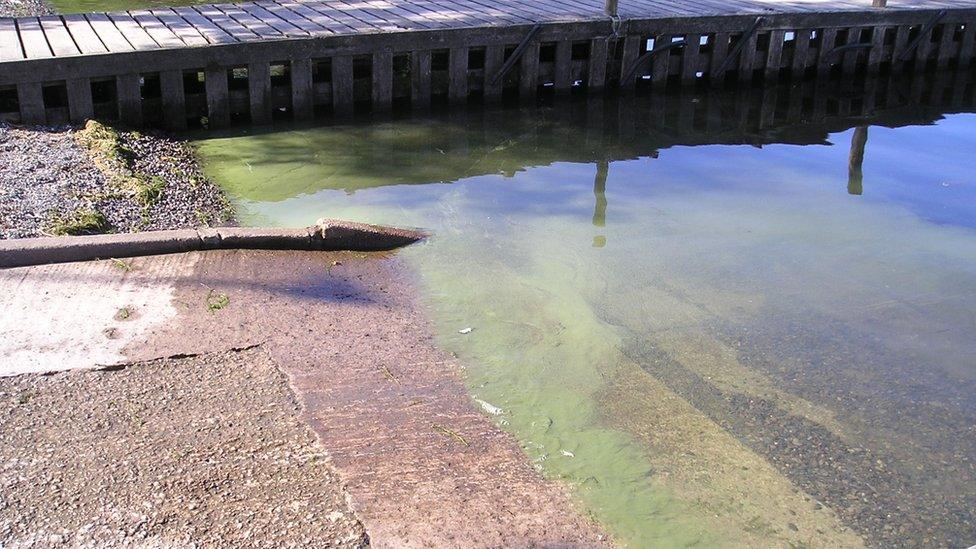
left=66, top=77, right=93, bottom=123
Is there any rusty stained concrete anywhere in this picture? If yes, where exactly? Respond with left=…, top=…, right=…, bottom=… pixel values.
left=0, top=249, right=608, bottom=547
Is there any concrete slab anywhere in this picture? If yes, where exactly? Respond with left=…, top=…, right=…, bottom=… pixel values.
left=0, top=249, right=608, bottom=546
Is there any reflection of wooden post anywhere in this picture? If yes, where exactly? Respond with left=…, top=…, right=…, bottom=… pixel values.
left=593, top=160, right=608, bottom=248
left=848, top=126, right=868, bottom=195
left=605, top=0, right=618, bottom=17
left=872, top=0, right=886, bottom=7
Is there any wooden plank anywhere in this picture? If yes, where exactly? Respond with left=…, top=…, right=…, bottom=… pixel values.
left=248, top=61, right=272, bottom=124
left=266, top=0, right=343, bottom=34
left=650, top=34, right=671, bottom=89
left=789, top=29, right=811, bottom=77
left=130, top=11, right=186, bottom=48
left=39, top=16, right=80, bottom=57
left=171, top=6, right=238, bottom=44
left=17, top=82, right=46, bottom=125
left=709, top=31, right=730, bottom=81
left=17, top=18, right=53, bottom=60
left=448, top=46, right=468, bottom=102
left=149, top=9, right=209, bottom=46
left=159, top=69, right=186, bottom=130
left=66, top=77, right=93, bottom=122
left=936, top=22, right=955, bottom=68
left=255, top=0, right=329, bottom=35
left=867, top=25, right=887, bottom=72
left=0, top=18, right=24, bottom=62
left=86, top=13, right=134, bottom=53
left=303, top=1, right=380, bottom=34
left=554, top=40, right=572, bottom=92
left=61, top=14, right=106, bottom=55
left=518, top=42, right=539, bottom=99
left=737, top=27, right=760, bottom=83
left=681, top=33, right=701, bottom=84
left=891, top=24, right=910, bottom=73
left=765, top=29, right=785, bottom=80
left=620, top=34, right=642, bottom=89
left=483, top=44, right=504, bottom=99
left=108, top=13, right=159, bottom=50
left=816, top=27, right=838, bottom=78
left=372, top=49, right=393, bottom=110
left=117, top=73, right=143, bottom=126
left=411, top=49, right=431, bottom=108
left=960, top=22, right=976, bottom=66
left=840, top=27, right=861, bottom=74
left=331, top=54, right=354, bottom=116
left=214, top=4, right=282, bottom=40
left=190, top=6, right=260, bottom=42
left=290, top=58, right=314, bottom=119
left=205, top=66, right=230, bottom=128
left=587, top=37, right=608, bottom=89
left=241, top=3, right=309, bottom=37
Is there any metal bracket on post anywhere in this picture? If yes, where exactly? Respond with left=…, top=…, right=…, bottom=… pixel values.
left=490, top=24, right=543, bottom=86
left=714, top=16, right=764, bottom=76
left=897, top=9, right=947, bottom=61
left=620, top=39, right=686, bottom=85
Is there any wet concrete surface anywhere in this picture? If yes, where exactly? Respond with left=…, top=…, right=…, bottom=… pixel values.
left=0, top=249, right=608, bottom=546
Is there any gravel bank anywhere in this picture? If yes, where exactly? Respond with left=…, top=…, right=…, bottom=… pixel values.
left=0, top=123, right=233, bottom=239
left=0, top=0, right=50, bottom=16
left=0, top=347, right=368, bottom=547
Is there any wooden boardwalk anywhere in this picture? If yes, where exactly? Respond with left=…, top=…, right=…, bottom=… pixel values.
left=1, top=0, right=975, bottom=127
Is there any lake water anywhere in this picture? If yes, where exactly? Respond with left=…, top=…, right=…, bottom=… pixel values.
left=194, top=77, right=976, bottom=547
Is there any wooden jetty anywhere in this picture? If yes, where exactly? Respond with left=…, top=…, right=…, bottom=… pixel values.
left=1, top=0, right=975, bottom=129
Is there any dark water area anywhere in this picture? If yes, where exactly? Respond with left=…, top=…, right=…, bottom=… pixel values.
left=196, top=70, right=976, bottom=547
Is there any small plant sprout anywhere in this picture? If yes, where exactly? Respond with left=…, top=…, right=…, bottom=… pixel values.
left=110, top=258, right=133, bottom=272
left=206, top=289, right=230, bottom=313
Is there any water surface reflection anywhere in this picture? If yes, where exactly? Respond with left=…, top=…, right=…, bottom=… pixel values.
left=197, top=71, right=976, bottom=547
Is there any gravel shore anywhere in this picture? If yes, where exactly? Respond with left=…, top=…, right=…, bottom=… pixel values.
left=0, top=348, right=368, bottom=547
left=0, top=123, right=233, bottom=239
left=0, top=0, right=50, bottom=17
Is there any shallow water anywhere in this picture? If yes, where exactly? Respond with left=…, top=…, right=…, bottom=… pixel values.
left=195, top=79, right=976, bottom=547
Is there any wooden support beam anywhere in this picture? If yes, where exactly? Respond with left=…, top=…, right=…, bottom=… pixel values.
left=410, top=50, right=431, bottom=109
left=372, top=50, right=393, bottom=111
left=681, top=34, right=701, bottom=85
left=205, top=66, right=230, bottom=129
left=848, top=126, right=868, bottom=195
left=554, top=41, right=573, bottom=94
left=66, top=77, right=93, bottom=123
left=291, top=58, right=314, bottom=120
left=519, top=42, right=540, bottom=100
left=17, top=82, right=45, bottom=125
left=248, top=61, right=272, bottom=125
left=483, top=45, right=505, bottom=100
left=765, top=30, right=785, bottom=81
left=619, top=35, right=642, bottom=90
left=331, top=55, right=354, bottom=117
left=117, top=73, right=142, bottom=127
left=587, top=38, right=608, bottom=90
left=448, top=47, right=468, bottom=103
left=159, top=69, right=186, bottom=131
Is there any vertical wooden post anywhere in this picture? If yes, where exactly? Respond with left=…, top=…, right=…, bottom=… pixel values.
left=332, top=55, right=354, bottom=117
left=650, top=35, right=671, bottom=89
left=605, top=0, right=618, bottom=17
left=681, top=34, right=701, bottom=85
left=620, top=35, right=642, bottom=90
left=248, top=62, right=272, bottom=125
left=205, top=66, right=230, bottom=129
left=483, top=45, right=505, bottom=100
left=872, top=0, right=886, bottom=7
left=519, top=42, right=540, bottom=100
left=17, top=82, right=45, bottom=125
left=765, top=30, right=785, bottom=81
left=791, top=30, right=812, bottom=78
left=592, top=160, right=608, bottom=248
left=709, top=32, right=730, bottom=83
left=816, top=27, right=839, bottom=78
left=848, top=126, right=868, bottom=195
left=66, top=77, right=93, bottom=123
left=587, top=38, right=609, bottom=89
left=867, top=26, right=887, bottom=73
left=411, top=50, right=431, bottom=109
left=291, top=58, right=314, bottom=120
left=554, top=41, right=573, bottom=94
left=448, top=47, right=468, bottom=103
left=117, top=73, right=143, bottom=127
left=372, top=50, right=393, bottom=112
left=159, top=70, right=186, bottom=131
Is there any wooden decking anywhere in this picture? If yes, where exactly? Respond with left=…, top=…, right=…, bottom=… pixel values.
left=1, top=0, right=975, bottom=128
left=1, top=0, right=975, bottom=62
